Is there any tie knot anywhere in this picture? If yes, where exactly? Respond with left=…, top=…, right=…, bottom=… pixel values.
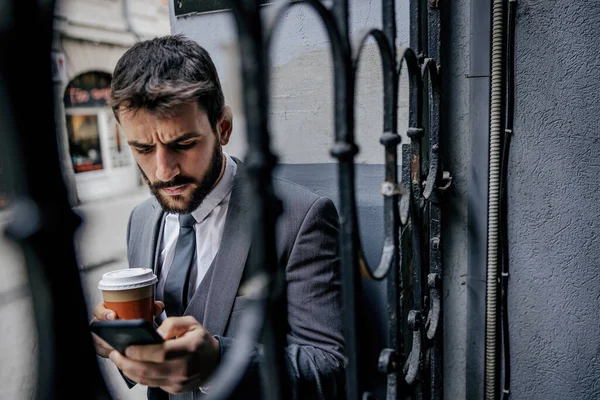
left=179, top=214, right=196, bottom=228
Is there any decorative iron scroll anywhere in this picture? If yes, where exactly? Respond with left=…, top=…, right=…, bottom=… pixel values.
left=203, top=1, right=451, bottom=399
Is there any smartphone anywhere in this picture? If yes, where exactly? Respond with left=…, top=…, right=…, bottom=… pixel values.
left=90, top=319, right=164, bottom=355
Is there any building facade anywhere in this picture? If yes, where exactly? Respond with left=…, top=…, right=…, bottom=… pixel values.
left=52, top=0, right=170, bottom=204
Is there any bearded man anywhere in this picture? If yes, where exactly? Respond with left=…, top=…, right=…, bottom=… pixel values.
left=90, top=34, right=345, bottom=400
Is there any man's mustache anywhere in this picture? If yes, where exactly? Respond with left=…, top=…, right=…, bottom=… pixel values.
left=149, top=176, right=197, bottom=190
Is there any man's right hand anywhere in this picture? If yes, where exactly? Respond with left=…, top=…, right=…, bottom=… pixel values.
left=90, top=301, right=165, bottom=358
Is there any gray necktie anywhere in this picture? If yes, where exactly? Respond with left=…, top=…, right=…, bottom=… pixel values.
left=163, top=213, right=196, bottom=317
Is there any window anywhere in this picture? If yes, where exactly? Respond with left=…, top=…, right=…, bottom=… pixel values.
left=63, top=71, right=133, bottom=175
left=66, top=113, right=104, bottom=173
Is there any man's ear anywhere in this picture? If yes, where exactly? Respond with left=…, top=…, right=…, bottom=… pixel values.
left=217, top=106, right=233, bottom=146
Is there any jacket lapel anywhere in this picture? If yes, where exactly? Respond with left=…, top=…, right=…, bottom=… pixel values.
left=143, top=198, right=165, bottom=273
left=184, top=165, right=252, bottom=336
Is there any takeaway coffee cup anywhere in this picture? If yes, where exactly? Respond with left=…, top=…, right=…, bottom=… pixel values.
left=98, top=268, right=158, bottom=323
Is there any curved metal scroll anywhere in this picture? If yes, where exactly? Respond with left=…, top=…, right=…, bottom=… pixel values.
left=403, top=310, right=423, bottom=386
left=352, top=28, right=402, bottom=281
left=398, top=46, right=424, bottom=227
left=426, top=273, right=442, bottom=340
left=421, top=58, right=442, bottom=202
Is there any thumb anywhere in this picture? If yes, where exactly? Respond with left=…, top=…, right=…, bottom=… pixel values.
left=153, top=301, right=165, bottom=316
left=157, top=316, right=201, bottom=339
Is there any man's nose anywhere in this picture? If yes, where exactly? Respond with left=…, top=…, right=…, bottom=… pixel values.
left=155, top=146, right=180, bottom=182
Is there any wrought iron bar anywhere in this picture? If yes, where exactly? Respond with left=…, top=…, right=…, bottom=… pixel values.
left=410, top=0, right=425, bottom=55
left=422, top=56, right=445, bottom=400
left=399, top=44, right=427, bottom=400
left=402, top=47, right=425, bottom=340
left=351, top=29, right=399, bottom=282
left=229, top=2, right=287, bottom=400
left=424, top=3, right=445, bottom=398
left=332, top=0, right=350, bottom=43
left=205, top=1, right=287, bottom=399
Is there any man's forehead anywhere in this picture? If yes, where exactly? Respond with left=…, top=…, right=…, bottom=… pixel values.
left=120, top=105, right=208, bottom=128
left=121, top=113, right=209, bottom=145
left=118, top=100, right=207, bottom=119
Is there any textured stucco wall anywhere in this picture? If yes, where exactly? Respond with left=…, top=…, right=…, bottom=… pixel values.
left=441, top=0, right=470, bottom=399
left=507, top=1, right=600, bottom=398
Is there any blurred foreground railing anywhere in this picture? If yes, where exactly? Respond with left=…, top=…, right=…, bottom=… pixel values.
left=0, top=0, right=111, bottom=399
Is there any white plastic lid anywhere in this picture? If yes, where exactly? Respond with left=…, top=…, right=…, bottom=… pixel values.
left=98, top=268, right=158, bottom=291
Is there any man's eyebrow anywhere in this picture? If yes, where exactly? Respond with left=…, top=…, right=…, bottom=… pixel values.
left=165, top=132, right=201, bottom=145
left=127, top=140, right=152, bottom=147
left=127, top=132, right=201, bottom=147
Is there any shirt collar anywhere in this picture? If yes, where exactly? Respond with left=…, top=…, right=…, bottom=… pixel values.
left=188, top=152, right=237, bottom=224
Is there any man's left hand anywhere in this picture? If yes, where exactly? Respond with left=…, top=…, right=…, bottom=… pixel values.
left=108, top=316, right=220, bottom=394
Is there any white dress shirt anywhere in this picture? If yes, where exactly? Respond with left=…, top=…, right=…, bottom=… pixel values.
left=156, top=153, right=237, bottom=316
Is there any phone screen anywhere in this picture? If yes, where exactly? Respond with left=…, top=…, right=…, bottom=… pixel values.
left=90, top=319, right=164, bottom=354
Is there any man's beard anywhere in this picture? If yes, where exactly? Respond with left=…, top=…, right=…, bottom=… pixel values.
left=139, top=141, right=223, bottom=215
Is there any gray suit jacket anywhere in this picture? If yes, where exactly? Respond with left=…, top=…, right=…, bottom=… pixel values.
left=125, top=160, right=345, bottom=399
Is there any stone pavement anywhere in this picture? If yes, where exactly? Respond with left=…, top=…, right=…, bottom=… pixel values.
left=0, top=187, right=153, bottom=400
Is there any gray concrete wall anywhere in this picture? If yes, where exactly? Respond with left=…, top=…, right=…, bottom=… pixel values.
left=466, top=0, right=490, bottom=398
left=441, top=0, right=470, bottom=399
left=506, top=1, right=600, bottom=398
left=465, top=1, right=600, bottom=398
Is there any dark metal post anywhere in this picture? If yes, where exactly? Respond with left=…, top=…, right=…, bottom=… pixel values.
left=425, top=0, right=444, bottom=396
left=327, top=0, right=364, bottom=398
left=410, top=0, right=425, bottom=55
left=380, top=1, right=403, bottom=399
left=232, top=2, right=287, bottom=399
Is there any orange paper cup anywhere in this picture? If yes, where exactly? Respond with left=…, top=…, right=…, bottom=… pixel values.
left=98, top=268, right=158, bottom=323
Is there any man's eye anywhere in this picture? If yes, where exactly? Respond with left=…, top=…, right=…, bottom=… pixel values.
left=174, top=141, right=195, bottom=150
left=135, top=147, right=154, bottom=154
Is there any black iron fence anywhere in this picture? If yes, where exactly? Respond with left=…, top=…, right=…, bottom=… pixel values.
left=206, top=1, right=451, bottom=399
left=1, top=0, right=450, bottom=399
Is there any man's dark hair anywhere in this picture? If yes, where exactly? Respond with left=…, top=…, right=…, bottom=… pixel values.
left=110, top=34, right=225, bottom=131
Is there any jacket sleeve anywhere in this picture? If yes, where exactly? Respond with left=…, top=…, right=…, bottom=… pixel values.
left=116, top=208, right=138, bottom=389
left=212, top=196, right=346, bottom=399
